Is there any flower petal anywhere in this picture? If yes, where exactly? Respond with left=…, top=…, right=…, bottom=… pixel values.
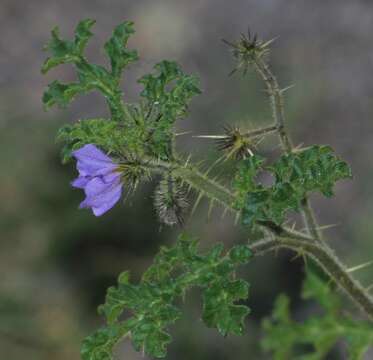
left=91, top=189, right=122, bottom=216
left=79, top=174, right=122, bottom=216
left=72, top=144, right=112, bottom=162
left=76, top=160, right=117, bottom=177
left=71, top=176, right=91, bottom=189
left=73, top=144, right=118, bottom=177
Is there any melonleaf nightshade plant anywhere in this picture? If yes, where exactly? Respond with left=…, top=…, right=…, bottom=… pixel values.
left=42, top=19, right=373, bottom=359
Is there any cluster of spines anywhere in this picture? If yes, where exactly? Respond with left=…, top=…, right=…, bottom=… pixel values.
left=223, top=28, right=274, bottom=75
left=154, top=175, right=189, bottom=226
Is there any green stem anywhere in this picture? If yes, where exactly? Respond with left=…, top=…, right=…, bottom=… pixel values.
left=144, top=158, right=373, bottom=320
left=77, top=59, right=126, bottom=121
left=253, top=59, right=292, bottom=153
left=254, top=57, right=322, bottom=242
left=146, top=159, right=235, bottom=208
left=249, top=236, right=373, bottom=320
left=242, top=125, right=278, bottom=139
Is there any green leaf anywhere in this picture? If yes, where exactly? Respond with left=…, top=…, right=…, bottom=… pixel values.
left=131, top=322, right=172, bottom=358
left=42, top=19, right=137, bottom=121
left=104, top=21, right=139, bottom=79
left=301, top=271, right=340, bottom=313
left=42, top=27, right=77, bottom=74
left=81, top=324, right=126, bottom=360
left=139, top=60, right=201, bottom=120
left=262, top=271, right=373, bottom=359
left=229, top=245, right=252, bottom=264
left=41, top=19, right=95, bottom=74
left=234, top=147, right=352, bottom=227
left=271, top=145, right=352, bottom=198
left=43, top=80, right=93, bottom=109
left=74, top=19, right=96, bottom=54
left=138, top=60, right=201, bottom=158
left=84, top=233, right=252, bottom=358
left=56, top=104, right=151, bottom=163
left=43, top=19, right=202, bottom=158
left=56, top=118, right=123, bottom=162
left=202, top=279, right=250, bottom=336
left=233, top=155, right=264, bottom=209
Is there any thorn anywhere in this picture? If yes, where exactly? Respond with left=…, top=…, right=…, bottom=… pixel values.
left=254, top=135, right=266, bottom=147
left=222, top=207, right=229, bottom=219
left=292, top=143, right=304, bottom=152
left=292, top=144, right=316, bottom=153
left=366, top=283, right=373, bottom=292
left=234, top=212, right=240, bottom=225
left=346, top=260, right=373, bottom=273
left=175, top=131, right=192, bottom=137
left=207, top=199, right=215, bottom=222
left=204, top=154, right=226, bottom=176
left=191, top=192, right=204, bottom=216
left=290, top=252, right=301, bottom=262
left=193, top=134, right=227, bottom=139
left=184, top=154, right=192, bottom=168
left=225, top=146, right=238, bottom=160
left=195, top=160, right=207, bottom=169
left=186, top=183, right=193, bottom=196
left=261, top=36, right=278, bottom=49
left=316, top=223, right=339, bottom=231
left=280, top=84, right=295, bottom=94
left=290, top=250, right=307, bottom=265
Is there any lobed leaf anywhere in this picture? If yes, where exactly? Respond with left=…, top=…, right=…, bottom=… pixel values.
left=271, top=145, right=352, bottom=198
left=138, top=60, right=201, bottom=158
left=82, top=233, right=252, bottom=358
left=42, top=19, right=95, bottom=74
left=233, top=147, right=352, bottom=227
left=104, top=21, right=139, bottom=79
left=42, top=19, right=138, bottom=121
left=139, top=60, right=201, bottom=120
left=42, top=80, right=93, bottom=109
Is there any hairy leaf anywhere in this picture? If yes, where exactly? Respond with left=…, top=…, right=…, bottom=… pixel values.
left=234, top=147, right=352, bottom=227
left=104, top=21, right=139, bottom=79
left=271, top=145, right=352, bottom=198
left=56, top=108, right=148, bottom=162
left=42, top=19, right=138, bottom=121
left=138, top=60, right=201, bottom=158
left=82, top=234, right=252, bottom=358
left=43, top=20, right=200, bottom=160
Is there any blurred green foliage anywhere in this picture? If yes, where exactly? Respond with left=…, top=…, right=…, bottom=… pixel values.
left=262, top=271, right=373, bottom=359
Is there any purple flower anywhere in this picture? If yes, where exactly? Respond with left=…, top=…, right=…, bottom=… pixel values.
left=71, top=144, right=122, bottom=216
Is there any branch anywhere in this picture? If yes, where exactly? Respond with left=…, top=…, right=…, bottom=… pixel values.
left=253, top=59, right=292, bottom=153
left=241, top=124, right=277, bottom=139
left=253, top=57, right=322, bottom=242
left=143, top=158, right=373, bottom=320
left=249, top=236, right=373, bottom=320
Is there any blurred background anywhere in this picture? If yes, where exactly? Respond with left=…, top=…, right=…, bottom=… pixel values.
left=1, top=0, right=373, bottom=359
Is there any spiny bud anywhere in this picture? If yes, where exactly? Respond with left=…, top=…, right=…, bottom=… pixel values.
left=154, top=176, right=189, bottom=226
left=216, top=125, right=255, bottom=160
left=223, top=28, right=273, bottom=75
left=118, top=157, right=151, bottom=194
